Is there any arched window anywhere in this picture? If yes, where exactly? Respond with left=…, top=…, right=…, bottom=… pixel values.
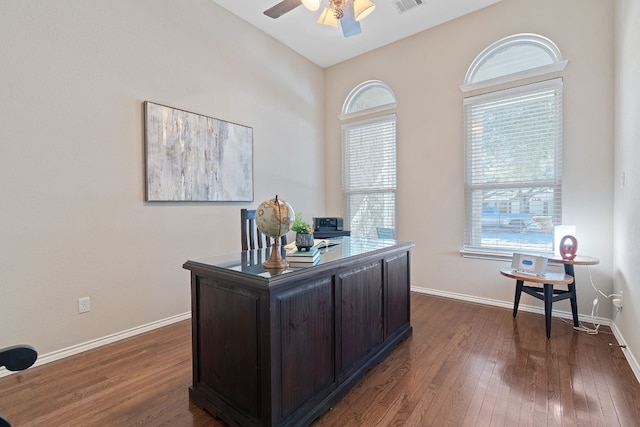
left=341, top=81, right=397, bottom=239
left=461, top=33, right=568, bottom=92
left=461, top=34, right=566, bottom=256
left=342, top=80, right=397, bottom=117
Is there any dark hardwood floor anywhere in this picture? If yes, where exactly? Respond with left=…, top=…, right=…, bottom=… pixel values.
left=1, top=293, right=639, bottom=426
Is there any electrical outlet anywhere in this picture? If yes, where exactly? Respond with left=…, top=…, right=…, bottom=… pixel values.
left=78, top=297, right=91, bottom=313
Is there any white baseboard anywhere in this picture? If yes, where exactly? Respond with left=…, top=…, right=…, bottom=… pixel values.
left=0, top=312, right=191, bottom=378
left=411, top=286, right=640, bottom=384
left=609, top=321, right=640, bottom=384
left=411, top=286, right=611, bottom=325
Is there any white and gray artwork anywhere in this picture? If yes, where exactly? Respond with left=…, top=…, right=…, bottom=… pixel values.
left=144, top=102, right=253, bottom=201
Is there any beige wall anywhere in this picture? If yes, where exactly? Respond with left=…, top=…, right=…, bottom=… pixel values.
left=325, top=0, right=615, bottom=318
left=2, top=0, right=635, bottom=376
left=614, top=0, right=640, bottom=372
left=0, top=0, right=325, bottom=354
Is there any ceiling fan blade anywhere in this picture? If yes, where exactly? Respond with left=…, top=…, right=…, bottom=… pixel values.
left=339, top=2, right=362, bottom=37
left=264, top=0, right=302, bottom=18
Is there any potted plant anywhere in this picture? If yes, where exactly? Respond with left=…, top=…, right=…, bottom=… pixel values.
left=292, top=213, right=314, bottom=251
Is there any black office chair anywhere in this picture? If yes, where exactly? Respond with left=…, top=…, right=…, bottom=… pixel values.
left=241, top=209, right=287, bottom=251
left=1, top=345, right=38, bottom=427
left=377, top=227, right=396, bottom=239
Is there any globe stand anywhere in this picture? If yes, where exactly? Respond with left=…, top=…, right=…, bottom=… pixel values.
left=263, top=241, right=288, bottom=270
left=256, top=194, right=293, bottom=272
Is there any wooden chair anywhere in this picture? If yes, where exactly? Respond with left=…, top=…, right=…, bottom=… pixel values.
left=241, top=209, right=287, bottom=251
left=1, top=345, right=38, bottom=427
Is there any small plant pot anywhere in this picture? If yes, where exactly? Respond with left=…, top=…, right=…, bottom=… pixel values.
left=295, top=232, right=314, bottom=251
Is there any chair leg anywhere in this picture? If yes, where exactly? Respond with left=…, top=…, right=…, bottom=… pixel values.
left=544, top=283, right=553, bottom=338
left=513, top=280, right=524, bottom=318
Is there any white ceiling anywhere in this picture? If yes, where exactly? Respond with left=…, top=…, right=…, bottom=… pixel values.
left=212, top=0, right=501, bottom=68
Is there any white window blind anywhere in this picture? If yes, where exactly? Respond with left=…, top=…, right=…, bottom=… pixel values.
left=343, top=114, right=396, bottom=238
left=464, top=79, right=563, bottom=254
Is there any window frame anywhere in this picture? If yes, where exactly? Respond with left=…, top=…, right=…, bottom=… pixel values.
left=461, top=34, right=566, bottom=260
left=341, top=81, right=397, bottom=239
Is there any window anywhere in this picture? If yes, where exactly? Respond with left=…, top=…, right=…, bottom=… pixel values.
left=341, top=81, right=397, bottom=238
left=462, top=34, right=566, bottom=256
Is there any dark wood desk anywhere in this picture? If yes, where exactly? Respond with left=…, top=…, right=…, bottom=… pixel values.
left=183, top=237, right=414, bottom=427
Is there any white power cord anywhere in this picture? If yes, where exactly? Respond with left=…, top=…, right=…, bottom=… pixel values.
left=572, top=265, right=622, bottom=335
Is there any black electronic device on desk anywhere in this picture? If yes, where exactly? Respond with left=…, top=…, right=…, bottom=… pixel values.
left=313, top=217, right=351, bottom=239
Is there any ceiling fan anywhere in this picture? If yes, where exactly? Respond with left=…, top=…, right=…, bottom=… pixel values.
left=263, top=0, right=376, bottom=38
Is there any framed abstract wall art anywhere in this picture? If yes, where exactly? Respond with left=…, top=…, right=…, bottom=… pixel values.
left=144, top=101, right=253, bottom=201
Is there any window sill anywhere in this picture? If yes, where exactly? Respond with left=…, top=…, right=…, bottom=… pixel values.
left=459, top=248, right=553, bottom=262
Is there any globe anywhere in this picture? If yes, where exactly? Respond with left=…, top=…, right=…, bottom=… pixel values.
left=256, top=196, right=295, bottom=239
left=255, top=195, right=295, bottom=270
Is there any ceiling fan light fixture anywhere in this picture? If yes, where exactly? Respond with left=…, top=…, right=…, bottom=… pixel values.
left=353, top=0, right=376, bottom=21
left=318, top=6, right=339, bottom=26
left=301, top=0, right=321, bottom=11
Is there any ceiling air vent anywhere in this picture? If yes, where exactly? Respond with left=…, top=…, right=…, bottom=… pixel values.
left=393, top=0, right=423, bottom=14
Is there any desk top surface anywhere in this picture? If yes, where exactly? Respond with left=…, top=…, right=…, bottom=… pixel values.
left=500, top=268, right=574, bottom=285
left=184, top=237, right=414, bottom=280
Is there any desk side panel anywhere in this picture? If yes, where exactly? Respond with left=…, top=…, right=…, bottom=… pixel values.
left=337, top=261, right=384, bottom=377
left=385, top=251, right=411, bottom=338
left=195, top=277, right=261, bottom=420
left=277, top=277, right=335, bottom=421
